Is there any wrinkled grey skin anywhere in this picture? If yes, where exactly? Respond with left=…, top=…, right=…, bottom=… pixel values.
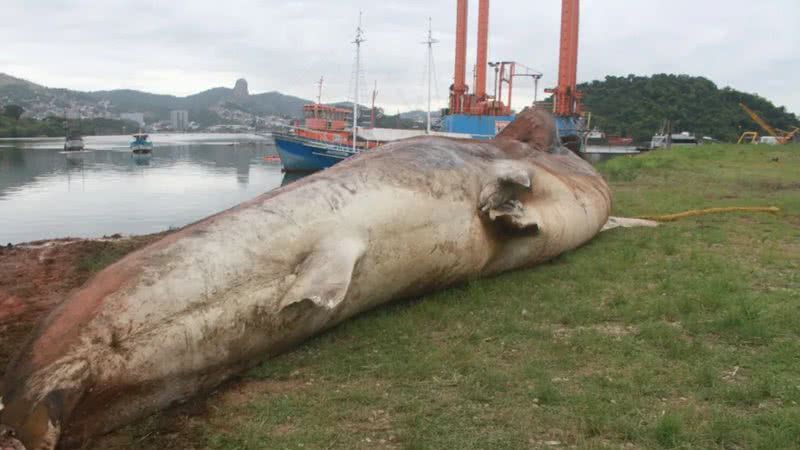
left=0, top=109, right=610, bottom=449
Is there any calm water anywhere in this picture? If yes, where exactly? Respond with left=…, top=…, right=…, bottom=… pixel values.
left=0, top=133, right=291, bottom=244
left=582, top=145, right=640, bottom=163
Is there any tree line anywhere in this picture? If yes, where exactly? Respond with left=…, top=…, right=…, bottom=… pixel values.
left=579, top=74, right=799, bottom=142
left=0, top=105, right=139, bottom=138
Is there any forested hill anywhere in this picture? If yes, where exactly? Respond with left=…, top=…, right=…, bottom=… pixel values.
left=579, top=74, right=799, bottom=141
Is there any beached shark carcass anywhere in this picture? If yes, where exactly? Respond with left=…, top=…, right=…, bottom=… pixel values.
left=0, top=109, right=611, bottom=449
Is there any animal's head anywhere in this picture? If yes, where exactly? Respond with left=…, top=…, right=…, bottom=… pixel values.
left=479, top=108, right=611, bottom=273
left=0, top=332, right=90, bottom=450
left=0, top=243, right=134, bottom=450
left=0, top=370, right=78, bottom=450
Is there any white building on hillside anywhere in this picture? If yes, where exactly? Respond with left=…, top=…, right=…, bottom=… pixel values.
left=170, top=110, right=189, bottom=132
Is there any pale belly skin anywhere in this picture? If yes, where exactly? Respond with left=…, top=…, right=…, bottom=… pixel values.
left=0, top=110, right=611, bottom=450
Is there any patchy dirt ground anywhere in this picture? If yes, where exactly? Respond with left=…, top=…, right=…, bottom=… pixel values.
left=0, top=232, right=249, bottom=450
left=0, top=232, right=308, bottom=450
left=0, top=234, right=164, bottom=368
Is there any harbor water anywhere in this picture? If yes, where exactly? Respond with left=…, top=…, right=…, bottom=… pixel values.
left=0, top=134, right=285, bottom=244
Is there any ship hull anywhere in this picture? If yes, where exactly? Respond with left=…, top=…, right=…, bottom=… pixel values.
left=273, top=133, right=358, bottom=172
left=440, top=114, right=515, bottom=138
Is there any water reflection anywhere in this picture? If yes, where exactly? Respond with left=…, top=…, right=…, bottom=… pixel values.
left=281, top=171, right=309, bottom=186
left=0, top=134, right=283, bottom=244
left=132, top=154, right=151, bottom=166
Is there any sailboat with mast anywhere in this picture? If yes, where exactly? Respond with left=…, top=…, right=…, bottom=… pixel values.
left=273, top=15, right=462, bottom=172
left=62, top=111, right=85, bottom=153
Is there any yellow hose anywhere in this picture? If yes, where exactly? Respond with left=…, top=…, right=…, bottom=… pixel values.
left=638, top=206, right=780, bottom=222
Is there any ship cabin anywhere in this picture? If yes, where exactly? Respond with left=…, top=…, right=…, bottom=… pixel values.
left=303, top=104, right=350, bottom=131
left=296, top=104, right=355, bottom=145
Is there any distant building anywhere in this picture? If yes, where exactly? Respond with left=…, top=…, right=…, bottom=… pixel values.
left=170, top=110, right=189, bottom=132
left=120, top=112, right=145, bottom=128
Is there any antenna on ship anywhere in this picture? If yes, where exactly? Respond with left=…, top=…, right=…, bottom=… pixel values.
left=316, top=76, right=324, bottom=105
left=352, top=11, right=365, bottom=152
left=422, top=17, right=439, bottom=134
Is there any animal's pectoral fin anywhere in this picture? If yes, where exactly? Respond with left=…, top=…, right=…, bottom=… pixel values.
left=278, top=236, right=366, bottom=315
left=479, top=165, right=539, bottom=232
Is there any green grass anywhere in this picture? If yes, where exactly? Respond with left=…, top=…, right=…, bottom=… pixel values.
left=76, top=236, right=156, bottom=273
left=101, top=144, right=800, bottom=449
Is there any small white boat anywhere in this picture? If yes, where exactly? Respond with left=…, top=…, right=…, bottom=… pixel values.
left=64, top=130, right=85, bottom=152
left=650, top=131, right=698, bottom=149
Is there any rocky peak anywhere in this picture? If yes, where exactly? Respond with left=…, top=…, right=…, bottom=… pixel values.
left=233, top=78, right=249, bottom=98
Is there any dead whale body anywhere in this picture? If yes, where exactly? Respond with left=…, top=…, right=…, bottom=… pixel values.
left=0, top=109, right=611, bottom=449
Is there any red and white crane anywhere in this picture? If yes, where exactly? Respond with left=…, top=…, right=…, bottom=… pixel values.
left=547, top=0, right=583, bottom=117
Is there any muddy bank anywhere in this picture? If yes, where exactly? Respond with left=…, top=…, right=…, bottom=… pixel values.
left=0, top=234, right=167, bottom=368
left=0, top=231, right=288, bottom=449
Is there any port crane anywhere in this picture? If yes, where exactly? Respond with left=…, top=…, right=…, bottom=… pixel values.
left=737, top=102, right=799, bottom=144
left=545, top=0, right=584, bottom=151
left=546, top=0, right=582, bottom=117
left=443, top=0, right=584, bottom=147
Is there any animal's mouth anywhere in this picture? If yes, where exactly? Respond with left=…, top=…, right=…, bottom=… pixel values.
left=0, top=425, right=26, bottom=450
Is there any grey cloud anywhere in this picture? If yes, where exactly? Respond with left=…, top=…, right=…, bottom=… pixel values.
left=2, top=0, right=797, bottom=113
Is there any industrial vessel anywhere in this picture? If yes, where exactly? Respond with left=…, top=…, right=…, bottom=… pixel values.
left=274, top=18, right=461, bottom=172
left=275, top=0, right=586, bottom=170
left=440, top=0, right=516, bottom=138
left=444, top=0, right=585, bottom=150
left=273, top=17, right=373, bottom=172
left=273, top=105, right=464, bottom=171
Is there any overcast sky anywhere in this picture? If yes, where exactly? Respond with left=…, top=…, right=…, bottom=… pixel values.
left=2, top=0, right=798, bottom=114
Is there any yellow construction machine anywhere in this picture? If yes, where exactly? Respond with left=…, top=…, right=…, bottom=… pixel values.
left=737, top=103, right=799, bottom=144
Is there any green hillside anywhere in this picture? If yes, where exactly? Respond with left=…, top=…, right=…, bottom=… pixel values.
left=580, top=74, right=799, bottom=142
left=87, top=87, right=309, bottom=122
left=0, top=114, right=140, bottom=138
left=0, top=73, right=311, bottom=128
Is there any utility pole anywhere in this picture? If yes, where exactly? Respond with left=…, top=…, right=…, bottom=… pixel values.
left=666, top=120, right=673, bottom=149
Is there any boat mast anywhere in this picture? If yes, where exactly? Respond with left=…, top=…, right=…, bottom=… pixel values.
left=423, top=17, right=438, bottom=134
left=352, top=12, right=365, bottom=151
left=316, top=76, right=324, bottom=105
left=370, top=81, right=378, bottom=128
